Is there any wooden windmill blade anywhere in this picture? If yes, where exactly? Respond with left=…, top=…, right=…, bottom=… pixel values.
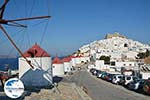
left=0, top=0, right=9, bottom=10
left=0, top=0, right=51, bottom=27
left=0, top=25, right=34, bottom=69
left=0, top=0, right=9, bottom=19
left=0, top=16, right=51, bottom=28
left=6, top=16, right=51, bottom=22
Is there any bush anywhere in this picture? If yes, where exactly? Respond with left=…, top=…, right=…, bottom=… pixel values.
left=99, top=56, right=110, bottom=64
left=137, top=49, right=150, bottom=59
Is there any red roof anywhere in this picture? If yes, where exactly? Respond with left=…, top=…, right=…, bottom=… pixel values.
left=23, top=43, right=50, bottom=57
left=61, top=56, right=71, bottom=62
left=78, top=55, right=83, bottom=57
left=70, top=55, right=76, bottom=58
left=52, top=56, right=62, bottom=64
left=71, top=55, right=83, bottom=58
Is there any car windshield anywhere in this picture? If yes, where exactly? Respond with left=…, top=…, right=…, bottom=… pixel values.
left=118, top=76, right=123, bottom=78
left=146, top=81, right=150, bottom=85
left=126, top=77, right=131, bottom=80
left=133, top=77, right=139, bottom=80
left=140, top=80, right=145, bottom=84
left=134, top=79, right=141, bottom=83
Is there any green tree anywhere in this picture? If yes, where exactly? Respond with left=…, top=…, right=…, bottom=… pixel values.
left=137, top=53, right=146, bottom=59
left=145, top=49, right=150, bottom=57
left=99, top=56, right=110, bottom=64
left=137, top=49, right=150, bottom=59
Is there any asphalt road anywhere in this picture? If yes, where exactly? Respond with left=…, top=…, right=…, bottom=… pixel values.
left=63, top=70, right=150, bottom=100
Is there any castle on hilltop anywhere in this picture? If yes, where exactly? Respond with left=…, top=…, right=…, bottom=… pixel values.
left=105, top=32, right=126, bottom=39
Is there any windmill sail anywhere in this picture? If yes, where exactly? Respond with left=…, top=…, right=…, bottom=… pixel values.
left=0, top=0, right=51, bottom=69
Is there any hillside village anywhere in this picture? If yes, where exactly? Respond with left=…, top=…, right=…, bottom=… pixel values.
left=79, top=32, right=150, bottom=61
left=73, top=32, right=150, bottom=79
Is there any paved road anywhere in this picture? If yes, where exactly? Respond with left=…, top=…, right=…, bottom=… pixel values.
left=63, top=70, right=150, bottom=100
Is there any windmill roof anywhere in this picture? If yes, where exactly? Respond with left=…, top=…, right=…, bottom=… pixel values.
left=23, top=43, right=50, bottom=57
left=52, top=56, right=62, bottom=64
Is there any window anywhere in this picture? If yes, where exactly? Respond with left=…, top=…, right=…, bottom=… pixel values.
left=111, top=62, right=115, bottom=66
left=118, top=76, right=122, bottom=78
left=124, top=43, right=128, bottom=47
left=126, top=77, right=131, bottom=80
left=113, top=76, right=117, bottom=79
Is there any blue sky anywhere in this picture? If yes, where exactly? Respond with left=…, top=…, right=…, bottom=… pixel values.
left=0, top=0, right=150, bottom=57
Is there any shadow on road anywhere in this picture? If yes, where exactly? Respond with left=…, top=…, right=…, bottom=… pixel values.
left=53, top=76, right=63, bottom=83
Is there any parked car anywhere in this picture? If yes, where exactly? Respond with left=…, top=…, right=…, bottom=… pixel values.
left=99, top=72, right=106, bottom=79
left=143, top=79, right=150, bottom=95
left=90, top=68, right=96, bottom=75
left=124, top=76, right=139, bottom=86
left=105, top=74, right=115, bottom=82
left=97, top=71, right=106, bottom=78
left=112, top=74, right=124, bottom=84
left=90, top=68, right=95, bottom=73
left=96, top=70, right=102, bottom=77
left=93, top=69, right=99, bottom=76
left=101, top=73, right=109, bottom=80
left=128, top=79, right=145, bottom=92
left=119, top=76, right=125, bottom=85
left=0, top=72, right=9, bottom=87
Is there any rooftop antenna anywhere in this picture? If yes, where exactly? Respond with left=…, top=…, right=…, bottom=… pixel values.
left=0, top=0, right=51, bottom=69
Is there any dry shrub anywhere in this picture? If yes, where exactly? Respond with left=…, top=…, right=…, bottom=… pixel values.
left=144, top=57, right=150, bottom=64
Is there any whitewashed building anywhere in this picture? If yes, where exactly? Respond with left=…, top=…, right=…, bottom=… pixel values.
left=52, top=56, right=64, bottom=77
left=95, top=60, right=105, bottom=70
left=80, top=56, right=90, bottom=63
left=71, top=56, right=77, bottom=67
left=70, top=55, right=90, bottom=66
left=19, top=43, right=53, bottom=87
left=78, top=33, right=150, bottom=62
left=140, top=72, right=150, bottom=79
left=94, top=60, right=110, bottom=71
left=115, top=61, right=137, bottom=70
left=75, top=56, right=81, bottom=64
left=79, top=44, right=90, bottom=53
left=62, top=56, right=73, bottom=73
left=70, top=56, right=81, bottom=66
left=140, top=64, right=150, bottom=79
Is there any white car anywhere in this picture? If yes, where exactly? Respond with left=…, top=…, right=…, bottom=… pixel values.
left=112, top=74, right=124, bottom=84
left=97, top=71, right=106, bottom=78
left=93, top=70, right=97, bottom=75
left=124, top=76, right=139, bottom=85
left=97, top=73, right=103, bottom=78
